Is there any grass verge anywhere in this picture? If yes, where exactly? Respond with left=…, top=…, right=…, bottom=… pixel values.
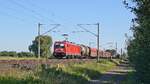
left=0, top=59, right=117, bottom=84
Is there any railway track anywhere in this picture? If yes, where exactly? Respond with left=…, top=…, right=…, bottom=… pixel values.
left=0, top=59, right=96, bottom=70
left=0, top=59, right=95, bottom=64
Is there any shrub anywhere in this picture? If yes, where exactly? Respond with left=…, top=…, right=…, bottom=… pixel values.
left=17, top=52, right=34, bottom=57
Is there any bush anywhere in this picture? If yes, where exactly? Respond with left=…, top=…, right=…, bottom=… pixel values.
left=0, top=51, right=34, bottom=57
left=17, top=52, right=34, bottom=57
left=0, top=51, right=17, bottom=57
left=125, top=0, right=150, bottom=83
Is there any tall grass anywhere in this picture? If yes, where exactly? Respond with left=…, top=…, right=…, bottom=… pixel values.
left=0, top=57, right=38, bottom=60
left=0, top=59, right=117, bottom=84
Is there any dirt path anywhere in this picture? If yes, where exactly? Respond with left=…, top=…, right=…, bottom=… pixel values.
left=90, top=62, right=132, bottom=84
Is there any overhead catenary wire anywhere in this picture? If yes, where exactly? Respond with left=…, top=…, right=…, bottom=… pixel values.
left=9, top=0, right=42, bottom=18
left=0, top=4, right=41, bottom=23
left=8, top=0, right=56, bottom=23
left=77, top=24, right=97, bottom=37
left=7, top=0, right=76, bottom=36
left=19, top=0, right=74, bottom=29
left=21, top=0, right=55, bottom=16
left=41, top=24, right=61, bottom=35
left=0, top=11, right=26, bottom=23
left=9, top=0, right=69, bottom=33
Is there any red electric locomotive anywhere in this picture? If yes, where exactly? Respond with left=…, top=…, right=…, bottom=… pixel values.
left=53, top=41, right=81, bottom=58
left=53, top=40, right=112, bottom=59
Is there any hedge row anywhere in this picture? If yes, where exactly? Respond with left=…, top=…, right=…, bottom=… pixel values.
left=0, top=51, right=34, bottom=57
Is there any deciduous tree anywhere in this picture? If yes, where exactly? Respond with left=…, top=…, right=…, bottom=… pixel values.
left=124, top=0, right=150, bottom=83
left=29, top=35, right=52, bottom=58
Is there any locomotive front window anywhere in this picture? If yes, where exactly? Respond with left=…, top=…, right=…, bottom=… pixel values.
left=60, top=44, right=64, bottom=47
left=55, top=44, right=65, bottom=48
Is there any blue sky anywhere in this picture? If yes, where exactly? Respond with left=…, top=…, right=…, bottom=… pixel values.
left=0, top=0, right=134, bottom=52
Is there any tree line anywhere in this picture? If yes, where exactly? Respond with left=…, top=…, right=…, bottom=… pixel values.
left=0, top=51, right=34, bottom=57
left=124, top=0, right=150, bottom=83
left=0, top=35, right=53, bottom=58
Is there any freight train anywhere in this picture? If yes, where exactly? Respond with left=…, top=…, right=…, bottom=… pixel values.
left=53, top=41, right=112, bottom=59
